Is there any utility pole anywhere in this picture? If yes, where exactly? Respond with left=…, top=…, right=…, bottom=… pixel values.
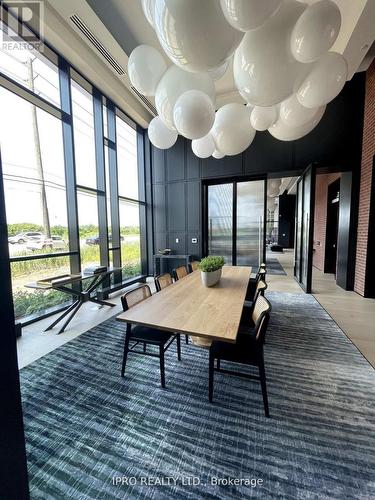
left=27, top=57, right=51, bottom=238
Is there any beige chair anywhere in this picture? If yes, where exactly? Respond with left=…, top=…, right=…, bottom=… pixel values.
left=190, top=261, right=200, bottom=272
left=154, top=272, right=173, bottom=292
left=173, top=265, right=188, bottom=280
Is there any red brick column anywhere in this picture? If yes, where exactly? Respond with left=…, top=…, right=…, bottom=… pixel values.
left=354, top=60, right=375, bottom=296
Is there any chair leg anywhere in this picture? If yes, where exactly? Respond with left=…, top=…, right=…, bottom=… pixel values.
left=217, top=359, right=221, bottom=370
left=258, top=356, right=270, bottom=418
left=176, top=334, right=181, bottom=361
left=159, top=346, right=166, bottom=388
left=208, top=350, right=214, bottom=403
left=143, top=342, right=146, bottom=353
left=185, top=335, right=189, bottom=344
left=121, top=324, right=131, bottom=377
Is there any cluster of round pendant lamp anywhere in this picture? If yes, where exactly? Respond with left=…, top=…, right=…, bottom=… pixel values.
left=128, top=0, right=347, bottom=159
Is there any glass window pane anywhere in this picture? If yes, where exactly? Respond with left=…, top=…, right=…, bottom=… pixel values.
left=0, top=88, right=69, bottom=257
left=77, top=190, right=100, bottom=269
left=0, top=21, right=61, bottom=107
left=11, top=257, right=71, bottom=321
left=71, top=80, right=97, bottom=189
left=119, top=201, right=141, bottom=278
left=104, top=144, right=111, bottom=235
left=103, top=104, right=108, bottom=138
left=207, top=184, right=233, bottom=264
left=236, top=180, right=265, bottom=267
left=116, top=116, right=139, bottom=200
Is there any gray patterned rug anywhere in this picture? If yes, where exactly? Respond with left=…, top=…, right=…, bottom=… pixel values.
left=20, top=292, right=375, bottom=499
left=266, top=258, right=287, bottom=275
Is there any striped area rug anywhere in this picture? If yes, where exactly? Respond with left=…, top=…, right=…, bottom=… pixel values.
left=20, top=292, right=375, bottom=499
left=266, top=258, right=287, bottom=275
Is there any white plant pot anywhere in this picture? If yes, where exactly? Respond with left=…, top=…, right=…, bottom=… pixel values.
left=201, top=268, right=222, bottom=287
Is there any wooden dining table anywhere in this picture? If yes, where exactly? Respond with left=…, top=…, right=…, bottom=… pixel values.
left=116, top=266, right=252, bottom=343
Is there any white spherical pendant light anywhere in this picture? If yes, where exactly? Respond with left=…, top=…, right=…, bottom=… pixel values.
left=297, top=52, right=348, bottom=108
left=220, top=0, right=282, bottom=31
left=173, top=90, right=215, bottom=140
left=192, top=134, right=216, bottom=158
left=153, top=0, right=244, bottom=73
left=268, top=105, right=326, bottom=141
left=141, top=0, right=156, bottom=28
left=155, top=65, right=215, bottom=131
left=211, top=103, right=255, bottom=156
left=233, top=0, right=311, bottom=107
left=148, top=116, right=178, bottom=149
left=279, top=94, right=321, bottom=127
left=212, top=149, right=225, bottom=159
left=128, top=45, right=167, bottom=96
left=250, top=105, right=278, bottom=131
left=291, top=0, right=341, bottom=63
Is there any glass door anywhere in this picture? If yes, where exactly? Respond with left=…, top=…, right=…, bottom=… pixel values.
left=294, top=165, right=315, bottom=292
left=206, top=179, right=265, bottom=267
left=207, top=183, right=233, bottom=264
left=237, top=180, right=265, bottom=267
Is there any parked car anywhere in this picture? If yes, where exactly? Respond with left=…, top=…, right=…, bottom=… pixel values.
left=27, top=236, right=67, bottom=251
left=8, top=232, right=44, bottom=244
left=85, top=234, right=124, bottom=245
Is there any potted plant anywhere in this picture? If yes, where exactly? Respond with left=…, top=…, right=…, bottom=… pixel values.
left=199, top=256, right=225, bottom=287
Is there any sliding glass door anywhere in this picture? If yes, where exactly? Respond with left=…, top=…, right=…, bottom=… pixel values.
left=207, top=183, right=233, bottom=264
left=206, top=179, right=265, bottom=267
left=237, top=180, right=265, bottom=266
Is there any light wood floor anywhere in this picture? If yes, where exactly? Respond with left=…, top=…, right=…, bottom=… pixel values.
left=17, top=251, right=375, bottom=369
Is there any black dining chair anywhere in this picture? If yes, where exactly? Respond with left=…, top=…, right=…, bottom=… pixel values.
left=246, top=267, right=267, bottom=301
left=154, top=272, right=189, bottom=345
left=120, top=284, right=181, bottom=388
left=208, top=295, right=272, bottom=417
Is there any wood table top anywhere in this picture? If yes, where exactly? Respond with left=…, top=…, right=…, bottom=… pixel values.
left=116, top=266, right=252, bottom=343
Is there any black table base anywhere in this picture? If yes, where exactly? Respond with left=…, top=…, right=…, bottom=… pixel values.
left=44, top=273, right=116, bottom=334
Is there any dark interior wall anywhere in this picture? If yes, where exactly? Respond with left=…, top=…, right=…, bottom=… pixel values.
left=147, top=75, right=366, bottom=274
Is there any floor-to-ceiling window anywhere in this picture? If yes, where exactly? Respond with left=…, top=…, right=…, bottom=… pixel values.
left=116, top=114, right=143, bottom=279
left=0, top=11, right=147, bottom=324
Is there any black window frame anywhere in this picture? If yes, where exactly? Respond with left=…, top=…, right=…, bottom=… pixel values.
left=0, top=6, right=148, bottom=326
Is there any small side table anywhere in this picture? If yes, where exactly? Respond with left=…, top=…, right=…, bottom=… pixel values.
left=153, top=254, right=191, bottom=276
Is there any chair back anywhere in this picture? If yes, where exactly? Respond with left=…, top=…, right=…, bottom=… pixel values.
left=252, top=295, right=271, bottom=343
left=174, top=265, right=188, bottom=281
left=155, top=272, right=173, bottom=292
left=254, top=280, right=267, bottom=302
left=256, top=268, right=267, bottom=283
left=121, top=284, right=151, bottom=312
left=190, top=261, right=200, bottom=272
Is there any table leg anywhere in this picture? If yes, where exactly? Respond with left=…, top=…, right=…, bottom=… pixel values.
left=89, top=297, right=116, bottom=307
left=57, top=301, right=84, bottom=334
left=44, top=299, right=80, bottom=331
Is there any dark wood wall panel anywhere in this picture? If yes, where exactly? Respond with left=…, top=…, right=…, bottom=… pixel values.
left=167, top=136, right=185, bottom=182
left=167, top=182, right=186, bottom=232
left=153, top=184, right=167, bottom=233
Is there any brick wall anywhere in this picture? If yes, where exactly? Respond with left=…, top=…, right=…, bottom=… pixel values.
left=313, top=172, right=341, bottom=271
left=354, top=60, right=375, bottom=296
